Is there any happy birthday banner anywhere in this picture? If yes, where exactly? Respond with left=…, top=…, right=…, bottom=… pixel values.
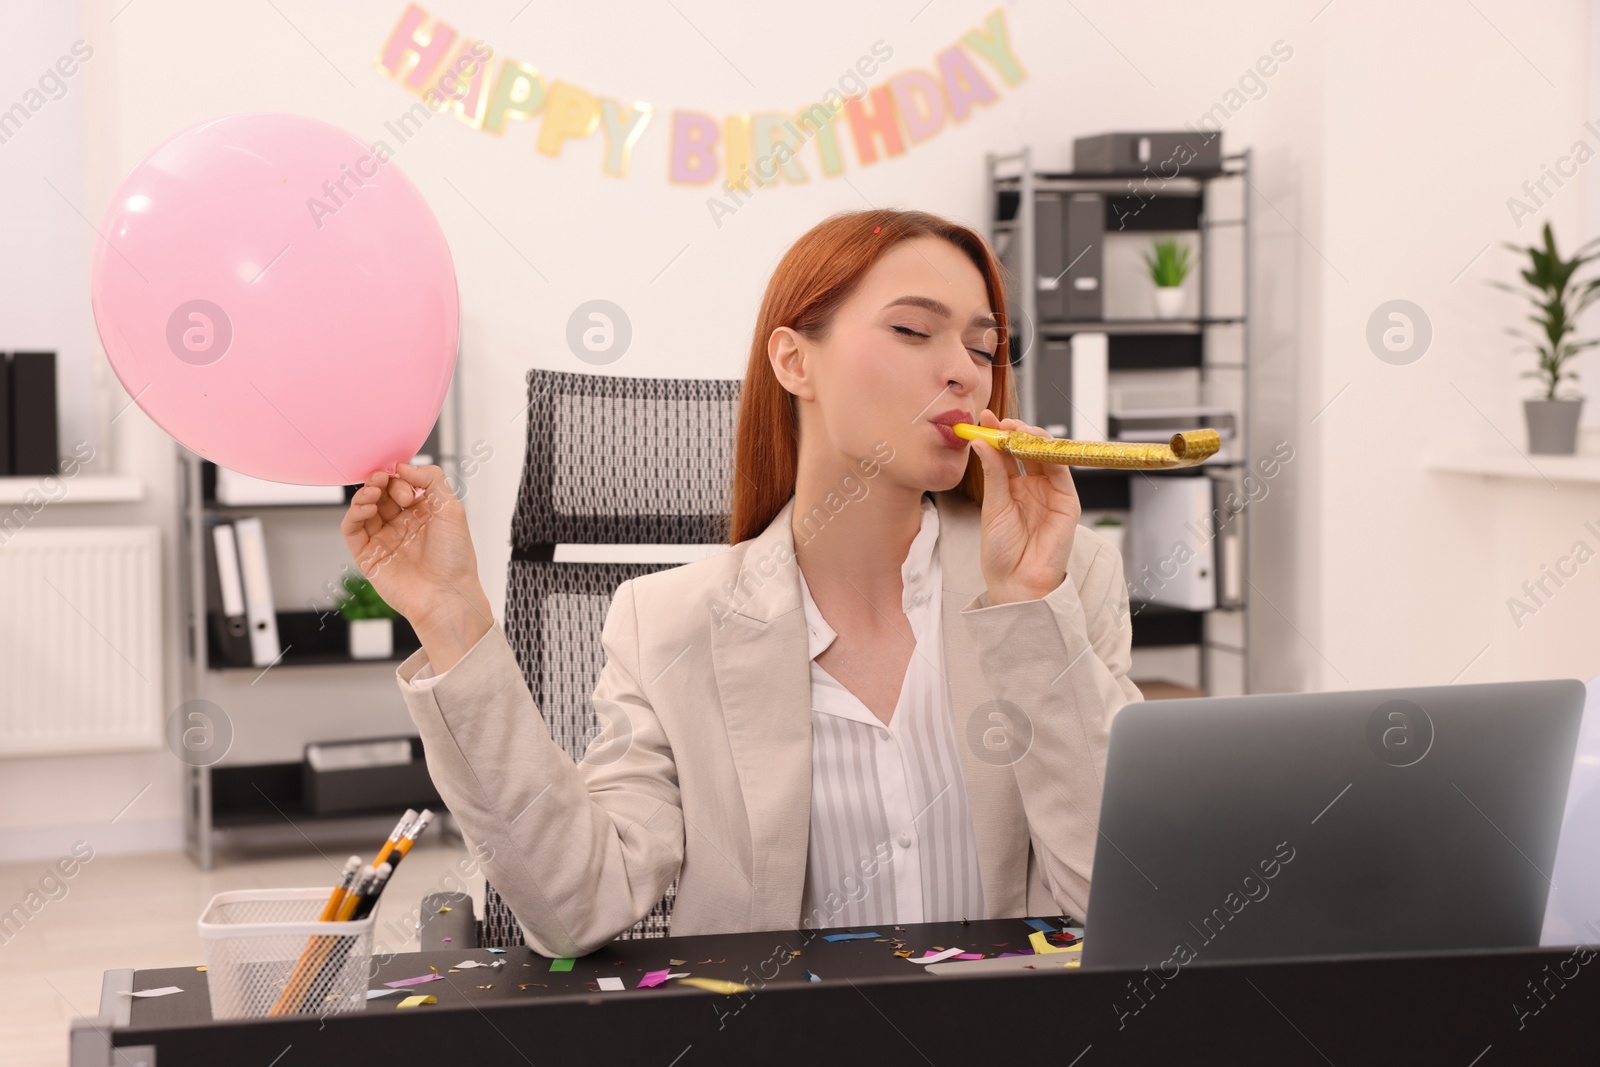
left=375, top=4, right=1024, bottom=204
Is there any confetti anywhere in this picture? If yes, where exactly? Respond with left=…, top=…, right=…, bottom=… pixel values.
left=397, top=995, right=437, bottom=1008
left=1029, top=931, right=1070, bottom=955
left=195, top=966, right=207, bottom=972
left=822, top=932, right=881, bottom=942
left=384, top=973, right=445, bottom=988
left=438, top=906, right=452, bottom=913
left=908, top=948, right=964, bottom=965
left=120, top=987, right=183, bottom=998
left=550, top=958, right=575, bottom=972
left=597, top=977, right=625, bottom=991
left=487, top=948, right=506, bottom=954
left=674, top=977, right=750, bottom=994
left=669, top=959, right=688, bottom=966
left=802, top=970, right=821, bottom=982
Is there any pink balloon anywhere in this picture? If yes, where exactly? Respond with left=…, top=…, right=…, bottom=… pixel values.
left=90, top=112, right=458, bottom=485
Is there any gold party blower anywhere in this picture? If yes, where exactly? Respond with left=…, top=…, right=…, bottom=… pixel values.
left=950, top=424, right=1222, bottom=470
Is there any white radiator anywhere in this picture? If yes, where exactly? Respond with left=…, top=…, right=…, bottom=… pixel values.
left=0, top=525, right=163, bottom=755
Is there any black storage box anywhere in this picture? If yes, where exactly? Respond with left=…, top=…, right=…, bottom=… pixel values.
left=1073, top=131, right=1223, bottom=176
left=302, top=736, right=442, bottom=815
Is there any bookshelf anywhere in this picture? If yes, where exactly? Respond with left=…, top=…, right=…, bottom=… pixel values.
left=174, top=374, right=463, bottom=868
left=985, top=145, right=1254, bottom=695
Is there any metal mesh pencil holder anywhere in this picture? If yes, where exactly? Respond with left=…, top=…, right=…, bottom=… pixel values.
left=198, top=887, right=377, bottom=1020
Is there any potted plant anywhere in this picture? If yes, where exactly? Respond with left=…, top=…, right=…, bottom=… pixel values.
left=1141, top=238, right=1193, bottom=320
left=1490, top=221, right=1597, bottom=454
left=338, top=574, right=397, bottom=660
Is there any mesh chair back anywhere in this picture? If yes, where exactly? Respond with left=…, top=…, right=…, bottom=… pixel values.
left=479, top=368, right=740, bottom=949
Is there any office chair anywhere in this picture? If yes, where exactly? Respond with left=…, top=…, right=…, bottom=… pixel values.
left=421, top=367, right=740, bottom=951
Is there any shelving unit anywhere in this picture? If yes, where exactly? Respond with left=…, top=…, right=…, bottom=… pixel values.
left=175, top=375, right=464, bottom=868
left=985, top=145, right=1254, bottom=695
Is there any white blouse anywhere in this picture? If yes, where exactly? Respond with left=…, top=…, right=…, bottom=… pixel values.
left=795, top=492, right=986, bottom=931
left=410, top=493, right=987, bottom=931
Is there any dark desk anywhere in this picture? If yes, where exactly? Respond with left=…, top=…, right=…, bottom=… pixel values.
left=73, top=917, right=1600, bottom=1065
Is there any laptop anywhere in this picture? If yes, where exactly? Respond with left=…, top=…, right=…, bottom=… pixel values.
left=1081, top=678, right=1585, bottom=970
left=1542, top=672, right=1600, bottom=946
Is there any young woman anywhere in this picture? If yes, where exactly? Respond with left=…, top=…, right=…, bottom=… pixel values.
left=342, top=209, right=1142, bottom=958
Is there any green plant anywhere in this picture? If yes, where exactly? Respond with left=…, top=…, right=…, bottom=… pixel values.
left=337, top=574, right=397, bottom=621
left=1141, top=238, right=1193, bottom=288
left=1093, top=515, right=1124, bottom=527
left=1489, top=221, right=1600, bottom=401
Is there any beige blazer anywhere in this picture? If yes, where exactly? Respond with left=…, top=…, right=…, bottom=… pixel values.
left=395, top=488, right=1143, bottom=958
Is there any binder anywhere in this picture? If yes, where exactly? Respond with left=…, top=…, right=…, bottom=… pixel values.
left=1063, top=193, right=1104, bottom=321
left=204, top=520, right=254, bottom=667
left=1128, top=475, right=1217, bottom=611
left=1034, top=192, right=1066, bottom=321
left=10, top=351, right=58, bottom=476
left=0, top=353, right=11, bottom=475
left=231, top=516, right=282, bottom=666
left=1069, top=333, right=1109, bottom=439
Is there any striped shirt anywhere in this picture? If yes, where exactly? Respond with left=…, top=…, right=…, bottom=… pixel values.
left=411, top=493, right=989, bottom=931
left=795, top=492, right=986, bottom=932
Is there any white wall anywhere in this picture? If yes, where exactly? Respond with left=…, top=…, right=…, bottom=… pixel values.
left=2, top=0, right=1596, bottom=860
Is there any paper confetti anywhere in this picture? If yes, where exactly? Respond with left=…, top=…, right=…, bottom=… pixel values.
left=955, top=953, right=986, bottom=960
left=1023, top=918, right=1055, bottom=932
left=397, top=995, right=438, bottom=1008
left=550, top=958, right=575, bottom=972
left=441, top=937, right=453, bottom=942
left=822, top=932, right=881, bottom=942
left=597, top=977, right=625, bottom=991
left=121, top=987, right=183, bottom=998
left=195, top=966, right=207, bottom=972
left=384, top=973, right=446, bottom=988
left=1029, top=931, right=1070, bottom=954
left=802, top=970, right=821, bottom=982
left=453, top=960, right=506, bottom=969
left=893, top=951, right=912, bottom=958
left=674, top=977, right=750, bottom=994
left=669, top=959, right=687, bottom=966
left=638, top=969, right=673, bottom=988
left=366, top=989, right=401, bottom=1000
left=487, top=948, right=506, bottom=954
left=438, top=906, right=451, bottom=913
left=908, top=948, right=964, bottom=965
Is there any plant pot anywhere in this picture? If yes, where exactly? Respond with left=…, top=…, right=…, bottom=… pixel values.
left=1152, top=287, right=1185, bottom=320
left=348, top=617, right=394, bottom=660
left=1524, top=398, right=1583, bottom=454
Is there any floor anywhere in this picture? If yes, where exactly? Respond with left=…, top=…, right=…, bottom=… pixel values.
left=0, top=835, right=478, bottom=1067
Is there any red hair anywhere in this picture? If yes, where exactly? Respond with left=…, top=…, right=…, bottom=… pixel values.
left=729, top=208, right=1017, bottom=544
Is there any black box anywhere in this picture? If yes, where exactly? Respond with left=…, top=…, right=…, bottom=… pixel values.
left=10, top=351, right=59, bottom=476
left=302, top=736, right=442, bottom=815
left=1073, top=131, right=1223, bottom=177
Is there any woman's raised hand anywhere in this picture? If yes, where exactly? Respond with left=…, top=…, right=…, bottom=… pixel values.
left=341, top=462, right=493, bottom=663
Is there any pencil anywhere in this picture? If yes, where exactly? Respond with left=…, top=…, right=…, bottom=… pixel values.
left=385, top=808, right=433, bottom=874
left=373, top=809, right=417, bottom=868
left=294, top=864, right=392, bottom=1012
left=270, top=857, right=362, bottom=1015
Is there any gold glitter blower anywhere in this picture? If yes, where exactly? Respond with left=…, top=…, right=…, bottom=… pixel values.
left=950, top=424, right=1222, bottom=470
